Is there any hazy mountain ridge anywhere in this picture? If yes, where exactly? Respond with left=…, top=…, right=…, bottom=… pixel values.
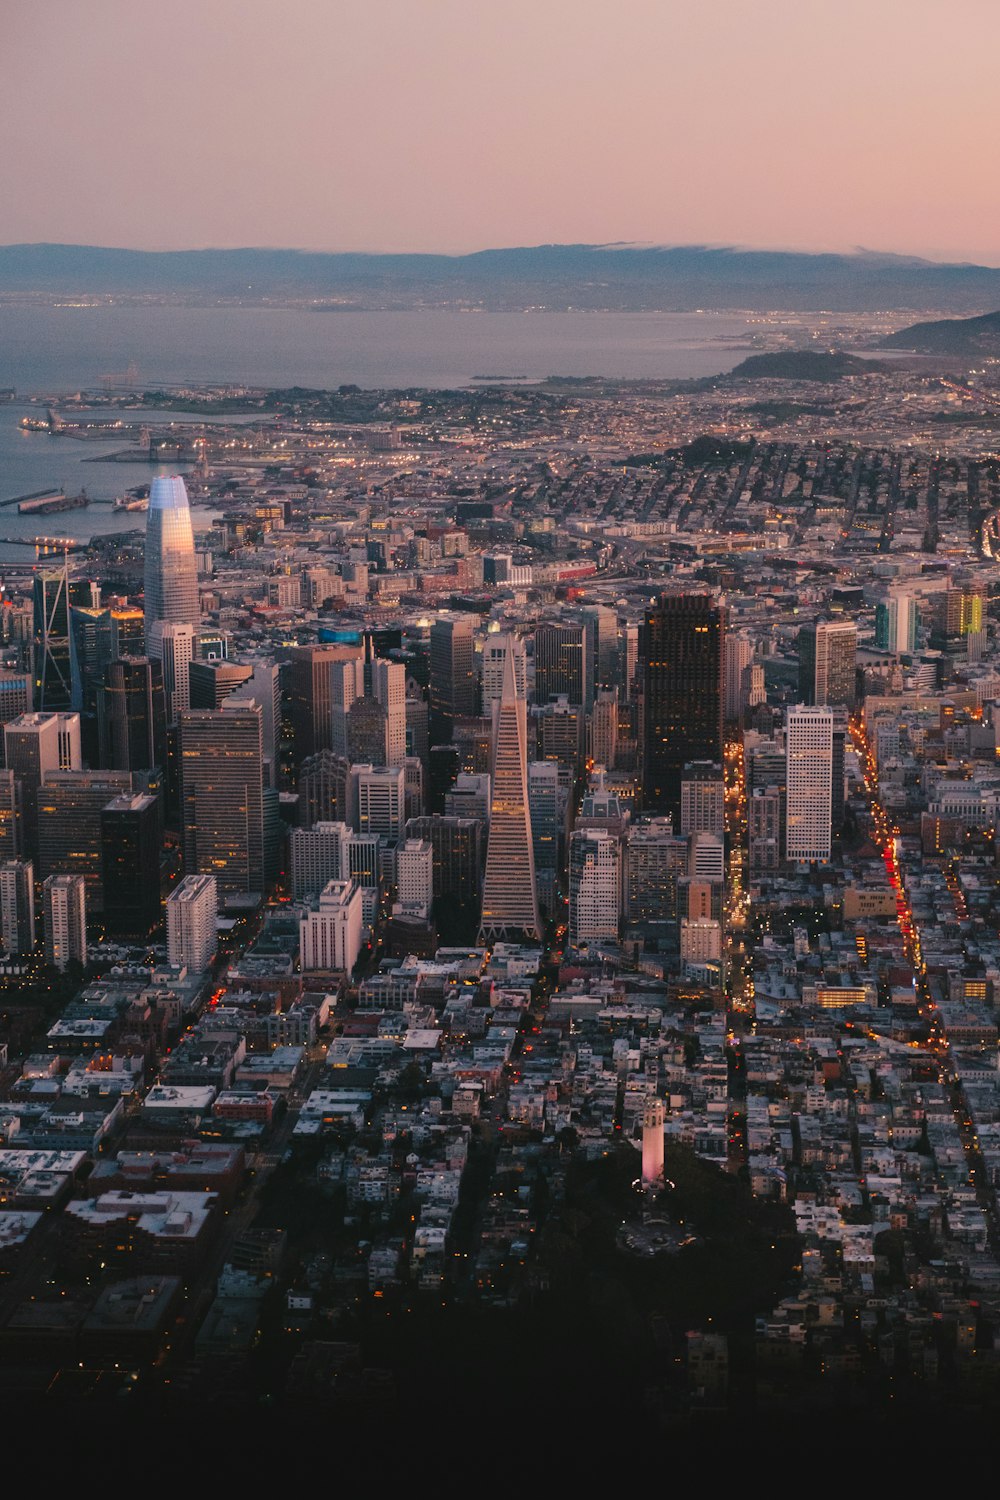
left=2, top=243, right=1000, bottom=312
left=878, top=308, right=1000, bottom=355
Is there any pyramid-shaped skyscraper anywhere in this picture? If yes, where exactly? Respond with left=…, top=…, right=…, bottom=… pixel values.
left=478, top=637, right=542, bottom=945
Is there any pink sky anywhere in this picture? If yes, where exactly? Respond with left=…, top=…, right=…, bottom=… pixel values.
left=3, top=0, right=998, bottom=264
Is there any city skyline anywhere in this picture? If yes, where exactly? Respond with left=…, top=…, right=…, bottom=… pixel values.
left=0, top=360, right=995, bottom=1429
left=2, top=0, right=1000, bottom=1440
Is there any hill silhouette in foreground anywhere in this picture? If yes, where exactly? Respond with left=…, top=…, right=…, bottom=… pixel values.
left=879, top=308, right=1000, bottom=356
left=726, top=350, right=881, bottom=381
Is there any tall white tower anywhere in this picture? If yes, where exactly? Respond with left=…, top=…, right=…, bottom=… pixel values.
left=785, top=705, right=833, bottom=863
left=43, top=873, right=87, bottom=971
left=642, top=1098, right=666, bottom=1185
left=371, top=656, right=407, bottom=767
left=0, top=859, right=35, bottom=955
left=166, top=873, right=218, bottom=972
left=148, top=620, right=196, bottom=723
left=724, top=632, right=755, bottom=721
left=568, top=829, right=620, bottom=945
left=144, top=475, right=199, bottom=646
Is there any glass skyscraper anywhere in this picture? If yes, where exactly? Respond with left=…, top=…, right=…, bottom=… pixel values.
left=178, top=703, right=265, bottom=895
left=641, top=593, right=726, bottom=818
left=144, top=475, right=200, bottom=647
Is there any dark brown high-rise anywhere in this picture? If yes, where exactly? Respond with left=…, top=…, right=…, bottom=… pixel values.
left=641, top=594, right=726, bottom=817
left=100, top=656, right=168, bottom=772
left=285, top=644, right=362, bottom=763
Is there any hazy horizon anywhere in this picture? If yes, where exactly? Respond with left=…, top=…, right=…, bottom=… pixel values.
left=3, top=240, right=1000, bottom=270
left=4, top=0, right=998, bottom=266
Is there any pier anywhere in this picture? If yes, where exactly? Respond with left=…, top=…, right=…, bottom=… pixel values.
left=0, top=536, right=87, bottom=553
left=0, top=488, right=64, bottom=510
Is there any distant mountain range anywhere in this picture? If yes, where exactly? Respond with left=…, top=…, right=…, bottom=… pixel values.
left=2, top=243, right=1000, bottom=313
left=878, top=308, right=1000, bottom=356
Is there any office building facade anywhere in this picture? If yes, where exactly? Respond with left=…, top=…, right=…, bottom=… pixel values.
left=0, top=859, right=35, bottom=955
left=798, top=620, right=857, bottom=708
left=568, top=828, right=620, bottom=946
left=641, top=594, right=726, bottom=818
left=100, top=656, right=168, bottom=773
left=101, top=793, right=162, bottom=936
left=178, top=703, right=265, bottom=895
left=299, top=879, right=363, bottom=973
left=166, top=873, right=218, bottom=972
left=37, top=770, right=132, bottom=911
left=429, top=615, right=476, bottom=742
left=149, top=621, right=196, bottom=724
left=43, top=873, right=87, bottom=971
left=5, top=712, right=82, bottom=856
left=534, top=620, right=590, bottom=707
left=785, top=705, right=833, bottom=864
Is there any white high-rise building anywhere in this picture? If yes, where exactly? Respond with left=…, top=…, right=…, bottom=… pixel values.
left=725, top=633, right=755, bottom=721
left=328, top=643, right=406, bottom=769
left=875, top=591, right=918, bottom=655
left=680, top=917, right=723, bottom=964
left=785, top=705, right=833, bottom=864
left=445, top=772, right=491, bottom=826
left=680, top=764, right=725, bottom=838
left=299, top=878, right=363, bottom=972
left=144, top=476, right=200, bottom=644
left=0, top=859, right=34, bottom=955
left=166, top=873, right=218, bottom=972
left=4, top=712, right=81, bottom=853
left=4, top=711, right=81, bottom=777
left=568, top=828, right=620, bottom=946
left=330, top=658, right=363, bottom=758
left=482, top=633, right=527, bottom=715
left=370, top=657, right=407, bottom=767
left=745, top=662, right=766, bottom=709
left=354, top=765, right=405, bottom=839
left=722, top=630, right=755, bottom=723
left=289, top=821, right=351, bottom=900
left=396, top=838, right=433, bottom=919
left=43, top=873, right=87, bottom=971
left=688, top=831, right=725, bottom=882
left=147, top=621, right=195, bottom=723
left=619, top=621, right=639, bottom=697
